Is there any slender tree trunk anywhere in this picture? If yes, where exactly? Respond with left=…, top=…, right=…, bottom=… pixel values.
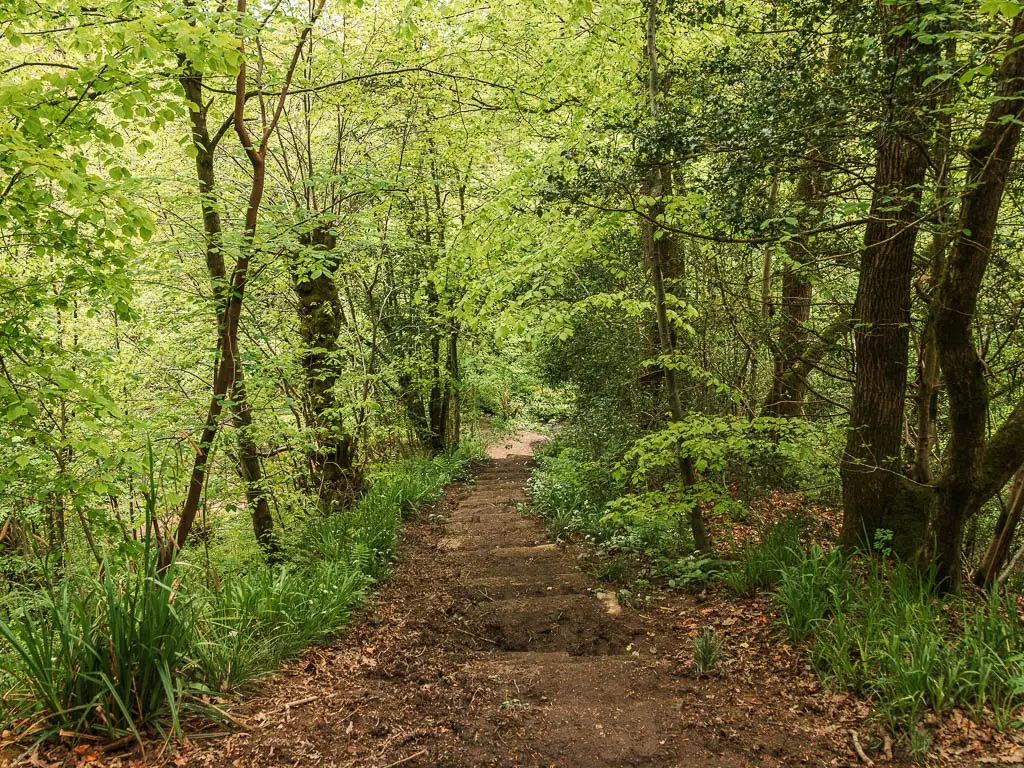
left=164, top=0, right=323, bottom=570
left=423, top=174, right=454, bottom=456
left=974, top=466, right=1024, bottom=589
left=179, top=65, right=278, bottom=561
left=231, top=377, right=277, bottom=554
left=448, top=328, right=461, bottom=445
left=399, top=372, right=431, bottom=447
left=642, top=0, right=711, bottom=553
left=764, top=163, right=827, bottom=418
left=912, top=41, right=955, bottom=485
left=930, top=16, right=1024, bottom=589
left=427, top=323, right=450, bottom=455
left=743, top=178, right=777, bottom=415
left=839, top=3, right=934, bottom=559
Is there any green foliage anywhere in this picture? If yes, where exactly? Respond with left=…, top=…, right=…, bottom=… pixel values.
left=191, top=560, right=368, bottom=693
left=530, top=447, right=623, bottom=541
left=718, top=521, right=1024, bottom=741
left=0, top=556, right=193, bottom=740
left=665, top=554, right=727, bottom=589
left=463, top=345, right=571, bottom=426
left=0, top=448, right=478, bottom=740
left=723, top=517, right=810, bottom=595
left=774, top=545, right=849, bottom=641
left=809, top=567, right=1024, bottom=737
left=692, top=628, right=723, bottom=675
left=727, top=529, right=1024, bottom=739
left=616, top=415, right=836, bottom=494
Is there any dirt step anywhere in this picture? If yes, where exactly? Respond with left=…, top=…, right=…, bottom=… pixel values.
left=437, top=533, right=546, bottom=551
left=450, top=501, right=528, bottom=514
left=448, top=508, right=526, bottom=521
left=466, top=594, right=640, bottom=654
left=492, top=702, right=694, bottom=768
left=457, top=573, right=592, bottom=600
left=444, top=518, right=541, bottom=537
left=450, top=500, right=525, bottom=511
left=454, top=555, right=579, bottom=582
left=462, top=651, right=674, bottom=702
left=450, top=544, right=567, bottom=570
left=455, top=654, right=698, bottom=768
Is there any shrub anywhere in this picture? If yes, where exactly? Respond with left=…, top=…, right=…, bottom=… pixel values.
left=723, top=517, right=809, bottom=595
left=530, top=448, right=621, bottom=541
left=191, top=559, right=368, bottom=691
left=795, top=555, right=1024, bottom=741
left=774, top=544, right=848, bottom=641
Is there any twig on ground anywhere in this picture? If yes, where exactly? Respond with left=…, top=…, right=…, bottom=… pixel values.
left=57, top=730, right=103, bottom=741
left=98, top=735, right=135, bottom=753
left=284, top=695, right=318, bottom=722
left=208, top=702, right=249, bottom=729
left=379, top=748, right=428, bottom=768
left=850, top=730, right=874, bottom=766
left=883, top=732, right=893, bottom=762
left=451, top=624, right=498, bottom=645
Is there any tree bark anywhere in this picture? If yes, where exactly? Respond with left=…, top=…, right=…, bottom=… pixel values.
left=163, top=0, right=324, bottom=570
left=179, top=64, right=278, bottom=561
left=839, top=2, right=935, bottom=559
left=931, top=16, right=1024, bottom=589
left=765, top=162, right=828, bottom=418
left=974, top=466, right=1024, bottom=589
left=642, top=0, right=711, bottom=553
left=912, top=41, right=955, bottom=485
left=295, top=226, right=362, bottom=510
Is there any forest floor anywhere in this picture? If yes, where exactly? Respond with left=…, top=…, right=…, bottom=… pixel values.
left=7, top=435, right=1010, bottom=767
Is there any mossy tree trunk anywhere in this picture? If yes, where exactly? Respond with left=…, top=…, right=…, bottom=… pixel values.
left=295, top=226, right=363, bottom=510
left=930, top=15, right=1024, bottom=589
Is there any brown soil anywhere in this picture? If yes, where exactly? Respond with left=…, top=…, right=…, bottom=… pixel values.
left=168, top=455, right=911, bottom=767
left=9, top=444, right=1007, bottom=767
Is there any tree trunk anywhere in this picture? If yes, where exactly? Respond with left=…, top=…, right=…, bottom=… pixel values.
left=641, top=0, right=711, bottom=553
left=974, top=466, right=1024, bottom=589
left=231, top=376, right=277, bottom=554
left=912, top=42, right=954, bottom=485
left=448, top=328, right=461, bottom=444
left=839, top=4, right=934, bottom=559
left=931, top=16, right=1024, bottom=589
left=164, top=1, right=322, bottom=570
left=399, top=372, right=431, bottom=447
left=178, top=64, right=279, bottom=561
left=765, top=163, right=827, bottom=418
left=295, top=226, right=362, bottom=510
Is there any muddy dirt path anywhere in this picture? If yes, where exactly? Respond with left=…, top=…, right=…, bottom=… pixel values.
left=180, top=443, right=909, bottom=768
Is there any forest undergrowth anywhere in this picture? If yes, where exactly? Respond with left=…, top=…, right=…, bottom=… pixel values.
left=0, top=444, right=482, bottom=747
left=530, top=426, right=1024, bottom=761
left=6, top=0, right=1024, bottom=763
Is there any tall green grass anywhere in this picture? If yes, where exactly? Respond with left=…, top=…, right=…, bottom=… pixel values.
left=807, top=563, right=1024, bottom=741
left=722, top=517, right=810, bottom=595
left=0, top=560, right=192, bottom=741
left=0, top=443, right=481, bottom=742
left=727, top=526, right=1024, bottom=753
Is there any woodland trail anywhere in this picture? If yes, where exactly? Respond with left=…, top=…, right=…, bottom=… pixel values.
left=181, top=437, right=912, bottom=768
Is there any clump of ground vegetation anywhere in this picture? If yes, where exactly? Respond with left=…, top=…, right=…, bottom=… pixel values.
left=0, top=446, right=480, bottom=743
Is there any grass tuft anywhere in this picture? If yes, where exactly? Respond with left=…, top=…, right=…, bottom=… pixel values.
left=692, top=628, right=723, bottom=675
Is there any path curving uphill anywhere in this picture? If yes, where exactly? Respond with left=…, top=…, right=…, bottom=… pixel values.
left=185, top=436, right=902, bottom=768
